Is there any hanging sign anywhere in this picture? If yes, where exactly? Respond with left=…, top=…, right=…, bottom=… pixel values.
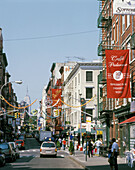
left=52, top=89, right=62, bottom=107
left=106, top=50, right=131, bottom=98
left=113, top=0, right=135, bottom=15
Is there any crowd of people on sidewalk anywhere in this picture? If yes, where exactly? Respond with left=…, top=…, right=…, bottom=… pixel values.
left=83, top=138, right=119, bottom=170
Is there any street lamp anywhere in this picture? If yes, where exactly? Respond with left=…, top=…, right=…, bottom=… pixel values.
left=0, top=80, right=22, bottom=94
left=0, top=80, right=23, bottom=108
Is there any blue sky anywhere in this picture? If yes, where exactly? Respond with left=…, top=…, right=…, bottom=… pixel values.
left=0, top=0, right=100, bottom=110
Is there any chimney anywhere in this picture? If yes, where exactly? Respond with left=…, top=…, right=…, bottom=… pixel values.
left=0, top=28, right=3, bottom=52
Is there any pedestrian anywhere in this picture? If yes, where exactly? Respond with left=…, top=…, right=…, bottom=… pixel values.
left=83, top=141, right=86, bottom=154
left=88, top=140, right=93, bottom=158
left=95, top=138, right=102, bottom=156
left=108, top=140, right=113, bottom=170
left=58, top=138, right=62, bottom=147
left=111, top=138, right=119, bottom=170
left=62, top=138, right=66, bottom=150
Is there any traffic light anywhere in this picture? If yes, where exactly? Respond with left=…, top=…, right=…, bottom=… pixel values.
left=15, top=112, right=17, bottom=118
left=18, top=113, right=20, bottom=118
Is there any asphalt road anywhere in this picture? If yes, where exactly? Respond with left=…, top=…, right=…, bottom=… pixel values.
left=0, top=138, right=84, bottom=170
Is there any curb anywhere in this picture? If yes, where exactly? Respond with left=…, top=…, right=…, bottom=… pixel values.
left=68, top=155, right=89, bottom=170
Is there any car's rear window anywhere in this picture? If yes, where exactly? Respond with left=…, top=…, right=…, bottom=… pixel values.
left=16, top=141, right=23, bottom=144
left=0, top=143, right=9, bottom=149
left=42, top=143, right=55, bottom=147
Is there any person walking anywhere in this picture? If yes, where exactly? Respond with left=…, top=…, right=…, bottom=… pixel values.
left=108, top=140, right=113, bottom=170
left=95, top=138, right=102, bottom=156
left=62, top=138, right=66, bottom=150
left=111, top=138, right=119, bottom=170
left=88, top=140, right=93, bottom=158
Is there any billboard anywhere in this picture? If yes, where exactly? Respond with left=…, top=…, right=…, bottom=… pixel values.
left=113, top=0, right=135, bottom=15
left=106, top=50, right=131, bottom=98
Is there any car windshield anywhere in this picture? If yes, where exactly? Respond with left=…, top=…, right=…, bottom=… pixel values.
left=16, top=141, right=23, bottom=144
left=42, top=143, right=55, bottom=147
left=0, top=143, right=9, bottom=149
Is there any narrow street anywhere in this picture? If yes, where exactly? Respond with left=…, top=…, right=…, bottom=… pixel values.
left=1, top=138, right=84, bottom=170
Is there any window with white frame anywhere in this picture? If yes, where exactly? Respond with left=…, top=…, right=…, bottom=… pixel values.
left=86, top=109, right=93, bottom=121
left=113, top=24, right=115, bottom=42
left=116, top=22, right=118, bottom=42
left=78, top=73, right=80, bottom=84
left=75, top=77, right=77, bottom=87
left=127, top=41, right=131, bottom=62
left=127, top=15, right=130, bottom=28
left=115, top=98, right=119, bottom=107
left=122, top=15, right=125, bottom=34
left=123, top=98, right=127, bottom=106
left=75, top=92, right=77, bottom=104
left=86, top=88, right=93, bottom=99
left=86, top=71, right=93, bottom=81
left=74, top=112, right=77, bottom=124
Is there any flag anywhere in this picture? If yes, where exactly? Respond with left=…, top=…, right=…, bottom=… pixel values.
left=106, top=49, right=131, bottom=98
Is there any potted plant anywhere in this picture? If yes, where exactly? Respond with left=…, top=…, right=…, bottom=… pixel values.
left=56, top=141, right=61, bottom=150
left=69, top=141, right=74, bottom=155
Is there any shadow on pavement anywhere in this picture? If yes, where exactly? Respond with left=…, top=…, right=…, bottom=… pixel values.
left=86, top=164, right=131, bottom=170
left=7, top=168, right=84, bottom=170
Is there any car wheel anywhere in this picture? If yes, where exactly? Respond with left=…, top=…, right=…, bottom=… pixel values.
left=40, top=154, right=43, bottom=158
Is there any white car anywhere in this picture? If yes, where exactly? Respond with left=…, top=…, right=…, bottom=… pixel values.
left=40, top=141, right=57, bottom=157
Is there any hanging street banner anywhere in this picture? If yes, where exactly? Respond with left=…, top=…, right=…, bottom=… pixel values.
left=52, top=89, right=62, bottom=107
left=106, top=50, right=131, bottom=98
left=80, top=98, right=86, bottom=123
left=113, top=0, right=135, bottom=15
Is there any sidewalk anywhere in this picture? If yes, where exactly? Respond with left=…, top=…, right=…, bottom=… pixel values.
left=63, top=149, right=132, bottom=170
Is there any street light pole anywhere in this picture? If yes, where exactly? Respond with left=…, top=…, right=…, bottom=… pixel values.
left=0, top=80, right=23, bottom=97
left=0, top=80, right=22, bottom=141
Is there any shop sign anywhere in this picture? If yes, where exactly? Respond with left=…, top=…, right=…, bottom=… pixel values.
left=8, top=118, right=12, bottom=124
left=113, top=0, right=135, bottom=15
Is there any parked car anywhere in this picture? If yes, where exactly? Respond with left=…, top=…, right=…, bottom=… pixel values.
left=0, top=148, right=6, bottom=166
left=15, top=140, right=25, bottom=150
left=40, top=141, right=57, bottom=157
left=0, top=142, right=16, bottom=162
left=8, top=142, right=20, bottom=158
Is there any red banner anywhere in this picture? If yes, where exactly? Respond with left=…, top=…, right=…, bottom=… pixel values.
left=52, top=89, right=62, bottom=107
left=106, top=50, right=131, bottom=98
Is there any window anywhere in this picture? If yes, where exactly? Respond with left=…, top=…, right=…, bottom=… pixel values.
left=127, top=42, right=131, bottom=62
left=86, top=88, right=93, bottom=99
left=122, top=15, right=125, bottom=34
left=116, top=22, right=118, bottom=42
left=100, top=88, right=103, bottom=98
left=86, top=109, right=93, bottom=120
left=75, top=77, right=77, bottom=87
left=86, top=71, right=93, bottom=81
left=74, top=112, right=77, bottom=124
left=78, top=73, right=80, bottom=84
left=127, top=15, right=130, bottom=28
left=113, top=24, right=115, bottom=42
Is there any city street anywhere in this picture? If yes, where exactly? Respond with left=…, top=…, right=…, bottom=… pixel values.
left=0, top=138, right=133, bottom=170
left=0, top=138, right=84, bottom=170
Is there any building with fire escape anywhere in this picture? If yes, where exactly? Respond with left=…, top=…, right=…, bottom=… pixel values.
left=97, top=0, right=135, bottom=156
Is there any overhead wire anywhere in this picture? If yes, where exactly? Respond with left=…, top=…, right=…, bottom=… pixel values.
left=4, top=30, right=99, bottom=42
